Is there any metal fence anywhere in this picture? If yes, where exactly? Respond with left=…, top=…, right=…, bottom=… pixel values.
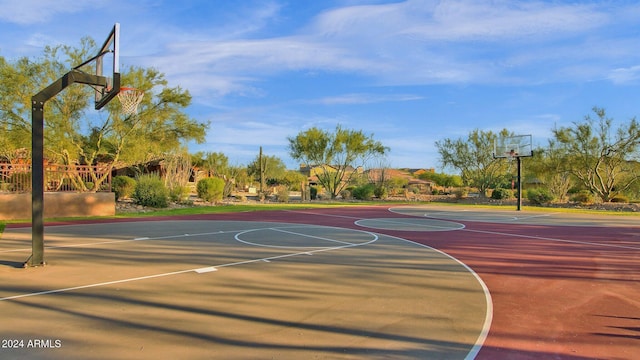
left=0, top=163, right=112, bottom=193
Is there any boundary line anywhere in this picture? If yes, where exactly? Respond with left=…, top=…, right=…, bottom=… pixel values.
left=0, top=226, right=380, bottom=302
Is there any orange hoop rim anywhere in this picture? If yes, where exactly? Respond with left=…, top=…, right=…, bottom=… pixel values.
left=120, top=87, right=142, bottom=92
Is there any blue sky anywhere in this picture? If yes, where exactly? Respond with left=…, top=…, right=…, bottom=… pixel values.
left=1, top=0, right=640, bottom=170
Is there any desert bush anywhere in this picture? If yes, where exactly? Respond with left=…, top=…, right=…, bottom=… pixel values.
left=454, top=188, right=468, bottom=199
left=352, top=184, right=375, bottom=200
left=197, top=177, right=225, bottom=202
left=527, top=188, right=554, bottom=205
left=570, top=190, right=594, bottom=204
left=610, top=195, right=629, bottom=203
left=374, top=185, right=388, bottom=199
left=112, top=176, right=137, bottom=200
left=491, top=188, right=514, bottom=200
left=169, top=185, right=191, bottom=203
left=133, top=174, right=168, bottom=208
left=340, top=188, right=353, bottom=200
left=275, top=186, right=290, bottom=203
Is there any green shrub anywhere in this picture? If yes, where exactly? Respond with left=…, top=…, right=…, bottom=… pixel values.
left=133, top=174, right=168, bottom=208
left=454, top=188, right=468, bottom=199
left=112, top=176, right=136, bottom=200
left=610, top=195, right=628, bottom=203
left=374, top=186, right=388, bottom=199
left=527, top=188, right=554, bottom=205
left=570, top=190, right=594, bottom=204
left=491, top=188, right=514, bottom=200
left=169, top=185, right=191, bottom=203
left=196, top=177, right=225, bottom=202
left=310, top=186, right=318, bottom=200
left=340, top=188, right=352, bottom=200
left=275, top=186, right=290, bottom=203
left=352, top=184, right=375, bottom=200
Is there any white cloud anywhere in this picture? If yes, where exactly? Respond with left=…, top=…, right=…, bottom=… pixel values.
left=312, top=93, right=423, bottom=105
left=608, top=65, right=640, bottom=84
left=0, top=0, right=105, bottom=24
left=404, top=0, right=607, bottom=41
left=141, top=0, right=630, bottom=98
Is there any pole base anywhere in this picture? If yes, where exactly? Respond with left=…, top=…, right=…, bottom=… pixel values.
left=23, top=255, right=46, bottom=268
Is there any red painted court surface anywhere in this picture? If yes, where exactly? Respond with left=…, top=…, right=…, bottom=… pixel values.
left=2, top=204, right=639, bottom=359
left=192, top=205, right=640, bottom=359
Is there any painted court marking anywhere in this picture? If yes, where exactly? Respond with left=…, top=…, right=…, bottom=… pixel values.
left=389, top=207, right=555, bottom=223
left=0, top=224, right=380, bottom=302
left=462, top=227, right=640, bottom=251
left=0, top=229, right=232, bottom=254
left=355, top=217, right=465, bottom=231
left=1, top=218, right=494, bottom=360
left=234, top=226, right=370, bottom=248
left=388, top=206, right=640, bottom=251
left=383, top=233, right=493, bottom=360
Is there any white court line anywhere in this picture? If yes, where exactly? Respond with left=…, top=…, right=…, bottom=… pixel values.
left=422, top=212, right=519, bottom=222
left=512, top=213, right=555, bottom=220
left=0, top=229, right=244, bottom=254
left=233, top=225, right=377, bottom=249
left=269, top=227, right=357, bottom=245
left=1, top=230, right=379, bottom=302
left=355, top=218, right=465, bottom=231
left=0, top=268, right=195, bottom=302
left=287, top=208, right=493, bottom=360
left=284, top=210, right=362, bottom=220
left=462, top=228, right=640, bottom=251
left=389, top=207, right=556, bottom=222
left=379, top=233, right=493, bottom=360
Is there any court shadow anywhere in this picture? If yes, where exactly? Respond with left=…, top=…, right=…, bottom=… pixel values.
left=0, top=260, right=26, bottom=268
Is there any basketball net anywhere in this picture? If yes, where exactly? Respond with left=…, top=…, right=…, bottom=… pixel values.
left=117, top=87, right=144, bottom=115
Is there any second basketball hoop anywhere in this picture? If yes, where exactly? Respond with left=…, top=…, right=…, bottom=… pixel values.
left=117, top=87, right=144, bottom=115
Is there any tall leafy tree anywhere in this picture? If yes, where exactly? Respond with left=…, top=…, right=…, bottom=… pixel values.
left=0, top=38, right=208, bottom=190
left=192, top=151, right=230, bottom=178
left=435, top=128, right=511, bottom=196
left=247, top=153, right=287, bottom=189
left=526, top=142, right=573, bottom=202
left=552, top=107, right=640, bottom=202
left=191, top=151, right=241, bottom=196
left=288, top=125, right=388, bottom=199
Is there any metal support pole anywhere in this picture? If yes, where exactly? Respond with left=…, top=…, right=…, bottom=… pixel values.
left=516, top=156, right=522, bottom=211
left=25, top=70, right=108, bottom=267
left=28, top=100, right=45, bottom=266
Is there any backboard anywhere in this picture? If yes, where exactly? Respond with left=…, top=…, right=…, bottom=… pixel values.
left=493, top=134, right=533, bottom=158
left=86, top=23, right=120, bottom=110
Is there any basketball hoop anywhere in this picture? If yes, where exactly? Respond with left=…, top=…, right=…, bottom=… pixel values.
left=117, top=87, right=144, bottom=115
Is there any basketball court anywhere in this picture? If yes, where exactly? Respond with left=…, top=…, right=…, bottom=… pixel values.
left=1, top=216, right=490, bottom=359
left=2, top=204, right=639, bottom=359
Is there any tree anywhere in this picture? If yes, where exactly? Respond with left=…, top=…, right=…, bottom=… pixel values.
left=281, top=170, right=307, bottom=191
left=526, top=142, right=572, bottom=202
left=288, top=125, right=388, bottom=199
left=192, top=152, right=244, bottom=196
left=0, top=56, right=34, bottom=160
left=435, top=129, right=511, bottom=196
left=418, top=171, right=463, bottom=188
left=192, top=151, right=230, bottom=178
left=247, top=152, right=287, bottom=191
left=0, top=38, right=208, bottom=190
left=552, top=107, right=640, bottom=202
